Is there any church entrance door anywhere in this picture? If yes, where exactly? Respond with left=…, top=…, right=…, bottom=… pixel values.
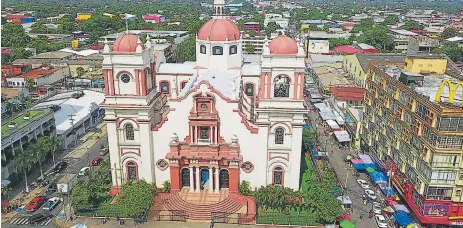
left=219, top=169, right=229, bottom=189
left=200, top=168, right=209, bottom=190
left=181, top=168, right=190, bottom=187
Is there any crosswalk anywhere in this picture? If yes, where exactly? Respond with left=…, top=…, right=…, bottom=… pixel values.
left=8, top=217, right=53, bottom=226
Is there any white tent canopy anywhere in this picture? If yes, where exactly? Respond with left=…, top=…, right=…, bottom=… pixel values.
left=334, top=130, right=351, bottom=142
left=326, top=119, right=341, bottom=130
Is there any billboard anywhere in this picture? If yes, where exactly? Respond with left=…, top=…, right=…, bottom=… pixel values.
left=435, top=80, right=463, bottom=105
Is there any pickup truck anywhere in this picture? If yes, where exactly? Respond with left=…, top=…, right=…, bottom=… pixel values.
left=57, top=174, right=78, bottom=195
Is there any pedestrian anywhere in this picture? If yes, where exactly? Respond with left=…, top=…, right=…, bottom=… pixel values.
left=359, top=214, right=364, bottom=220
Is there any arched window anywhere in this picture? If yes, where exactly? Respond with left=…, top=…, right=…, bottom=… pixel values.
left=229, top=45, right=238, bottom=55
left=245, top=83, right=254, bottom=96
left=274, top=75, right=290, bottom=97
left=127, top=161, right=138, bottom=181
left=275, top=127, right=284, bottom=144
left=180, top=81, right=188, bottom=89
left=212, top=46, right=223, bottom=55
left=200, top=45, right=206, bottom=54
left=273, top=167, right=283, bottom=185
left=125, top=123, right=135, bottom=140
left=160, top=81, right=170, bottom=94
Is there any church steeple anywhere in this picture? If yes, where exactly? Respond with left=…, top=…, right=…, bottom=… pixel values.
left=213, top=0, right=226, bottom=19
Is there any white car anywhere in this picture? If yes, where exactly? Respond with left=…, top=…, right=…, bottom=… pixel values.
left=372, top=202, right=382, bottom=214
left=365, top=189, right=377, bottom=200
left=43, top=197, right=60, bottom=210
left=78, top=167, right=90, bottom=176
left=357, top=179, right=370, bottom=189
left=375, top=214, right=388, bottom=228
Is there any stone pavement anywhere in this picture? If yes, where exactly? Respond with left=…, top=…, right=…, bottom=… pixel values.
left=1, top=184, right=46, bottom=224
left=65, top=122, right=107, bottom=159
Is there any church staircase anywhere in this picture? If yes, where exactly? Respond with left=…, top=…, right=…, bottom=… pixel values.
left=149, top=189, right=252, bottom=222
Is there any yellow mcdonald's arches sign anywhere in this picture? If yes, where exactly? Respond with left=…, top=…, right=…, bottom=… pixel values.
left=435, top=79, right=463, bottom=106
left=71, top=40, right=79, bottom=49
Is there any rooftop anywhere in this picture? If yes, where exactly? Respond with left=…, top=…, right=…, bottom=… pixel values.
left=314, top=62, right=353, bottom=87
left=1, top=109, right=52, bottom=139
left=158, top=62, right=196, bottom=74
left=15, top=66, right=66, bottom=79
left=1, top=87, right=25, bottom=99
left=101, top=30, right=188, bottom=39
left=30, top=51, right=75, bottom=59
left=381, top=65, right=462, bottom=106
left=356, top=53, right=405, bottom=73
left=389, top=29, right=419, bottom=36
left=330, top=86, right=365, bottom=101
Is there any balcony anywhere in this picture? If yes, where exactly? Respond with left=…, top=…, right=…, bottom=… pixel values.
left=197, top=138, right=211, bottom=145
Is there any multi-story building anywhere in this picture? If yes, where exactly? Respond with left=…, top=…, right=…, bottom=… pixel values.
left=243, top=22, right=261, bottom=31
left=99, top=30, right=189, bottom=45
left=242, top=38, right=266, bottom=54
left=6, top=66, right=70, bottom=89
left=264, top=13, right=289, bottom=29
left=142, top=14, right=167, bottom=24
left=360, top=63, right=463, bottom=227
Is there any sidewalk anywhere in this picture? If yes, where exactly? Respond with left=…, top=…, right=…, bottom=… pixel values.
left=68, top=218, right=265, bottom=228
left=65, top=122, right=107, bottom=159
left=1, top=184, right=46, bottom=223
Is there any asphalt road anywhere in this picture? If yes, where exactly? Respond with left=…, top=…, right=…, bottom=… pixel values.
left=4, top=135, right=108, bottom=228
left=305, top=99, right=380, bottom=228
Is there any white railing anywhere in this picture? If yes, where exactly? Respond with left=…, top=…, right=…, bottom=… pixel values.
left=197, top=138, right=211, bottom=145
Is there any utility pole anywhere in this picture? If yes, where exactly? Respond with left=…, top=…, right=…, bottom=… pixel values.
left=68, top=114, right=77, bottom=147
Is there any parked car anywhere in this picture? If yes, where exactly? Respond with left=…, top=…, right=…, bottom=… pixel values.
left=375, top=214, right=388, bottom=228
left=365, top=189, right=377, bottom=200
left=53, top=161, right=68, bottom=173
left=372, top=202, right=382, bottom=214
left=90, top=157, right=103, bottom=166
left=28, top=213, right=51, bottom=225
left=43, top=197, right=61, bottom=210
left=26, top=196, right=47, bottom=212
left=99, top=147, right=109, bottom=156
left=78, top=167, right=91, bottom=176
left=356, top=179, right=370, bottom=189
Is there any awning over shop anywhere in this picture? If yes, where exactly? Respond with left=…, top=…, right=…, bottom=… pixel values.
left=326, top=120, right=341, bottom=131
left=358, top=154, right=374, bottom=164
left=337, top=195, right=353, bottom=205
left=394, top=211, right=413, bottom=226
left=334, top=130, right=351, bottom=142
left=353, top=163, right=366, bottom=170
left=369, top=172, right=387, bottom=182
left=393, top=204, right=410, bottom=213
left=351, top=159, right=363, bottom=164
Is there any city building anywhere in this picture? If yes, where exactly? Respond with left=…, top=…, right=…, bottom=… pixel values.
left=5, top=66, right=70, bottom=89
left=360, top=63, right=463, bottom=226
left=29, top=51, right=76, bottom=60
left=1, top=88, right=29, bottom=114
left=32, top=90, right=105, bottom=149
left=343, top=54, right=405, bottom=87
left=1, top=109, right=55, bottom=182
left=243, top=22, right=261, bottom=31
left=345, top=107, right=362, bottom=148
left=264, top=13, right=289, bottom=29
left=28, top=34, right=74, bottom=43
left=1, top=64, right=32, bottom=77
left=389, top=29, right=419, bottom=52
left=142, top=14, right=167, bottom=24
left=99, top=30, right=189, bottom=45
left=404, top=54, right=448, bottom=75
left=242, top=38, right=266, bottom=54
left=307, top=40, right=329, bottom=54
left=102, top=0, right=307, bottom=202
left=76, top=13, right=92, bottom=21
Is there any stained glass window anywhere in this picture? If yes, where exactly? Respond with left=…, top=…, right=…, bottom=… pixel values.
left=274, top=76, right=290, bottom=97
left=275, top=127, right=284, bottom=144
left=274, top=167, right=283, bottom=185
left=125, top=123, right=134, bottom=140
left=127, top=162, right=137, bottom=181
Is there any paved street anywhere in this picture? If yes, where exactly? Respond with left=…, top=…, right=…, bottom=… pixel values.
left=2, top=123, right=108, bottom=228
left=305, top=98, right=379, bottom=228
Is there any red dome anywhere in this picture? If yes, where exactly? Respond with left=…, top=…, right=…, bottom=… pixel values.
left=112, top=33, right=144, bottom=53
left=198, top=19, right=240, bottom=41
left=269, top=35, right=298, bottom=55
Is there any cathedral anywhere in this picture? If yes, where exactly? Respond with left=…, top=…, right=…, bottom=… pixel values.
left=101, top=0, right=307, bottom=194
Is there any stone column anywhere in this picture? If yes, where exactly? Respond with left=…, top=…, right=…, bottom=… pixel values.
left=195, top=166, right=200, bottom=192
left=169, top=161, right=180, bottom=192
left=215, top=167, right=220, bottom=192
left=10, top=144, right=15, bottom=156
left=208, top=167, right=213, bottom=191
left=189, top=166, right=194, bottom=192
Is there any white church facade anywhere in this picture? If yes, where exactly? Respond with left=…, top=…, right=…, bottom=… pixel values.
left=102, top=0, right=307, bottom=194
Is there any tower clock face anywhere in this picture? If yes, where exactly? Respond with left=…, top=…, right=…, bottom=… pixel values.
left=121, top=74, right=130, bottom=83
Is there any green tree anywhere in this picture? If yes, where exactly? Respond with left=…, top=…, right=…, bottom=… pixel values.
left=244, top=43, right=257, bottom=54
left=441, top=28, right=458, bottom=40
left=329, top=38, right=352, bottom=49
left=57, top=16, right=75, bottom=34
left=382, top=15, right=399, bottom=25
left=10, top=48, right=33, bottom=62
left=12, top=148, right=34, bottom=193
left=265, top=22, right=279, bottom=36
left=71, top=183, right=92, bottom=210
left=350, top=19, right=374, bottom=33
left=45, top=136, right=61, bottom=167
left=249, top=30, right=256, bottom=37
left=25, top=79, right=36, bottom=96
left=1, top=23, right=30, bottom=47
left=117, top=180, right=154, bottom=218
left=399, top=20, right=424, bottom=30
left=29, top=140, right=47, bottom=180
left=356, top=25, right=394, bottom=51
left=238, top=180, right=252, bottom=196
left=173, top=36, right=196, bottom=62
left=302, top=128, right=316, bottom=153
left=76, top=67, right=86, bottom=78
left=442, top=42, right=463, bottom=62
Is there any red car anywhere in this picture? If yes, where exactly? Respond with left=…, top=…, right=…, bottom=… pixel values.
left=26, top=196, right=47, bottom=212
left=91, top=157, right=103, bottom=166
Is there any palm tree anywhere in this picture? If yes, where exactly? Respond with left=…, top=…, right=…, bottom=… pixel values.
left=28, top=141, right=47, bottom=180
left=45, top=136, right=60, bottom=167
left=25, top=79, right=36, bottom=95
left=12, top=148, right=34, bottom=193
left=76, top=67, right=86, bottom=78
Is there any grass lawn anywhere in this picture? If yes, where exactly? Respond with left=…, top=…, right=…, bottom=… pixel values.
left=257, top=207, right=319, bottom=226
left=1, top=110, right=48, bottom=137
